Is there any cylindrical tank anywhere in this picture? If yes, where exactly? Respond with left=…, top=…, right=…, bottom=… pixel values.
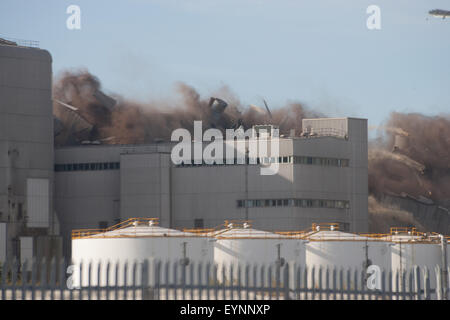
left=304, top=227, right=392, bottom=289
left=213, top=225, right=305, bottom=285
left=71, top=219, right=213, bottom=287
left=389, top=235, right=443, bottom=294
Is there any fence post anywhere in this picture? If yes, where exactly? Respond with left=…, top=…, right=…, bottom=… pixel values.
left=311, top=266, right=316, bottom=300
left=213, top=264, right=218, bottom=300
left=283, top=262, right=290, bottom=300
left=401, top=269, right=406, bottom=300
left=413, top=266, right=421, bottom=300
left=325, top=266, right=330, bottom=300
left=22, top=259, right=29, bottom=300
left=423, top=267, right=430, bottom=300
left=237, top=264, right=242, bottom=300
left=317, top=266, right=322, bottom=300
left=436, top=265, right=442, bottom=300
left=332, top=266, right=337, bottom=300
left=105, top=261, right=110, bottom=300
left=11, top=258, right=18, bottom=300
left=267, top=265, right=272, bottom=300
left=440, top=235, right=448, bottom=300
left=408, top=269, right=413, bottom=300
left=245, top=264, right=250, bottom=300
left=31, top=258, right=37, bottom=300
left=1, top=259, right=7, bottom=300
left=141, top=259, right=150, bottom=300
left=190, top=261, right=194, bottom=299
left=98, top=261, right=103, bottom=300
left=252, top=264, right=257, bottom=300
left=87, top=261, right=92, bottom=300
left=206, top=262, right=211, bottom=300
left=381, top=269, right=386, bottom=300
left=50, top=258, right=56, bottom=300
left=360, top=268, right=366, bottom=300
left=41, top=258, right=47, bottom=300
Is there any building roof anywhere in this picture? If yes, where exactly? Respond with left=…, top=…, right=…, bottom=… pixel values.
left=212, top=227, right=289, bottom=239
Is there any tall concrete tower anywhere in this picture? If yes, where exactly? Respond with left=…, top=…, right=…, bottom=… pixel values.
left=0, top=39, right=59, bottom=262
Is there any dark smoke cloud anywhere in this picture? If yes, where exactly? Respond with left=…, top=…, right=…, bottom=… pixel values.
left=53, top=70, right=450, bottom=232
left=368, top=196, right=425, bottom=233
left=53, top=70, right=321, bottom=145
left=369, top=112, right=450, bottom=202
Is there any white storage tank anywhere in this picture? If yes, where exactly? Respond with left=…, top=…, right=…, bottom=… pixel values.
left=213, top=222, right=306, bottom=285
left=304, top=224, right=392, bottom=288
left=386, top=229, right=444, bottom=294
left=71, top=218, right=213, bottom=287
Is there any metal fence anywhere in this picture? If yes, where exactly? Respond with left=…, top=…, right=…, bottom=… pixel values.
left=1, top=258, right=449, bottom=300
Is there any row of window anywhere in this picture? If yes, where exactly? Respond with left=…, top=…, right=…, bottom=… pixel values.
left=54, top=156, right=349, bottom=172
left=54, top=162, right=120, bottom=172
left=177, top=156, right=349, bottom=167
left=237, top=198, right=350, bottom=209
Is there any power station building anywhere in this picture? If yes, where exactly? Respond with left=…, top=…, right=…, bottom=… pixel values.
left=0, top=39, right=369, bottom=261
left=0, top=40, right=60, bottom=262
left=55, top=117, right=368, bottom=257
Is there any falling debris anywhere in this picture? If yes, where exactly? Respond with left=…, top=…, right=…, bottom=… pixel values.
left=52, top=70, right=321, bottom=145
left=52, top=70, right=450, bottom=224
left=368, top=196, right=425, bottom=233
left=369, top=112, right=450, bottom=203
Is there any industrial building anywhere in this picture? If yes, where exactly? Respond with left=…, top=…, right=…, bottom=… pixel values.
left=0, top=40, right=61, bottom=263
left=55, top=117, right=368, bottom=258
left=0, top=39, right=369, bottom=263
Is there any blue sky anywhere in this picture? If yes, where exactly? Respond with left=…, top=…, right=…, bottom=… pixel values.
left=1, top=0, right=449, bottom=129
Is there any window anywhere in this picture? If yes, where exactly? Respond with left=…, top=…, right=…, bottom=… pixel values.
left=237, top=198, right=349, bottom=209
left=54, top=162, right=120, bottom=172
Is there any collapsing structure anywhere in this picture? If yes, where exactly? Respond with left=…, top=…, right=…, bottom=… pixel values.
left=55, top=116, right=368, bottom=259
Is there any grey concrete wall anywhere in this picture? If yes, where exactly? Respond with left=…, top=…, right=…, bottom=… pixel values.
left=0, top=44, right=54, bottom=258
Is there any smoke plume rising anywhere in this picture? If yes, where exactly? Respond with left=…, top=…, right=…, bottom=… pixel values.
left=53, top=70, right=321, bottom=146
left=369, top=112, right=450, bottom=202
left=53, top=70, right=450, bottom=232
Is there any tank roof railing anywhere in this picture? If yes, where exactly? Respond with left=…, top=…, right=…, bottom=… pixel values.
left=71, top=217, right=159, bottom=239
left=72, top=219, right=450, bottom=242
left=181, top=220, right=253, bottom=235
left=0, top=36, right=39, bottom=48
left=299, top=127, right=348, bottom=140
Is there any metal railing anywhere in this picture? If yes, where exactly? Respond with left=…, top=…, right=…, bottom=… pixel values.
left=1, top=258, right=449, bottom=300
left=72, top=218, right=161, bottom=239
left=0, top=36, right=39, bottom=48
